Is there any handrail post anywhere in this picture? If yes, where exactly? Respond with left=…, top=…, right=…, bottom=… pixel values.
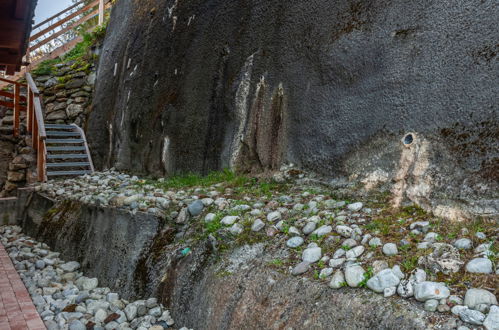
left=98, top=0, right=104, bottom=25
left=27, top=86, right=33, bottom=133
left=37, top=139, right=46, bottom=182
left=13, top=84, right=20, bottom=137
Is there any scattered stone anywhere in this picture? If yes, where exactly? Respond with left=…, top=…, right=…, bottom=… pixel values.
left=397, top=280, right=414, bottom=298
left=302, top=247, right=322, bottom=263
left=204, top=213, right=216, bottom=222
left=345, top=246, right=365, bottom=259
left=329, top=270, right=345, bottom=289
left=459, top=308, right=486, bottom=325
left=302, top=222, right=316, bottom=235
left=384, top=287, right=396, bottom=297
left=366, top=269, right=401, bottom=293
left=60, top=261, right=80, bottom=272
left=414, top=282, right=450, bottom=302
left=382, top=243, right=398, bottom=256
left=251, top=219, right=265, bottom=232
left=313, top=225, right=332, bottom=236
left=319, top=268, right=334, bottom=279
left=187, top=200, right=204, bottom=216
left=484, top=305, right=499, bottom=330
left=336, top=225, right=352, bottom=238
left=286, top=236, right=304, bottom=248
left=464, top=288, right=498, bottom=309
left=344, top=264, right=365, bottom=288
left=465, top=258, right=493, bottom=274
left=291, top=261, right=310, bottom=275
left=229, top=223, right=244, bottom=235
left=347, top=202, right=363, bottom=212
left=221, top=216, right=239, bottom=225
left=267, top=211, right=281, bottom=222
left=424, top=299, right=438, bottom=312
left=453, top=238, right=472, bottom=250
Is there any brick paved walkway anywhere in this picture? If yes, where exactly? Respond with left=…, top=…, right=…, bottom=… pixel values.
left=0, top=242, right=46, bottom=330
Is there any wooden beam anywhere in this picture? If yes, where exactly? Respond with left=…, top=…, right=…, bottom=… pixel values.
left=30, top=0, right=99, bottom=41
left=14, top=0, right=29, bottom=20
left=30, top=8, right=100, bottom=52
left=33, top=0, right=86, bottom=29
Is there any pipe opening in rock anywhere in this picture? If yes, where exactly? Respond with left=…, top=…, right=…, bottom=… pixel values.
left=402, top=133, right=415, bottom=147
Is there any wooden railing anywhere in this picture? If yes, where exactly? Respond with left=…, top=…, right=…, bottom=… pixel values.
left=0, top=75, right=47, bottom=181
left=25, top=73, right=47, bottom=182
left=0, top=77, right=26, bottom=137
left=27, top=0, right=111, bottom=66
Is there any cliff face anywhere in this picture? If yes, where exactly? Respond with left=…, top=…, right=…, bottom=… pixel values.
left=88, top=0, right=498, bottom=219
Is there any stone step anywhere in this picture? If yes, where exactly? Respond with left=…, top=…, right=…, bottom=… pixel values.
left=47, top=154, right=88, bottom=160
left=46, top=146, right=87, bottom=152
left=46, top=139, right=84, bottom=144
left=46, top=131, right=81, bottom=137
left=45, top=124, right=75, bottom=130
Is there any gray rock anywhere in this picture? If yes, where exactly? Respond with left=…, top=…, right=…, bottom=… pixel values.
left=369, top=237, right=383, bottom=247
left=424, top=299, right=438, bottom=312
left=397, top=280, right=414, bottom=298
left=336, top=225, right=352, bottom=238
left=95, top=309, right=108, bottom=323
left=382, top=243, right=398, bottom=256
left=345, top=246, right=365, bottom=259
left=383, top=286, right=396, bottom=297
left=329, top=270, right=345, bottom=289
left=313, top=225, right=332, bottom=236
left=453, top=238, right=473, bottom=250
left=347, top=202, right=363, bottom=212
left=366, top=269, right=401, bottom=293
left=35, top=260, right=46, bottom=269
left=302, top=222, right=316, bottom=235
left=286, top=236, right=304, bottom=248
left=475, top=232, right=487, bottom=240
left=291, top=261, right=310, bottom=275
left=187, top=200, right=204, bottom=216
left=344, top=264, right=365, bottom=287
left=302, top=247, right=322, bottom=263
left=66, top=104, right=85, bottom=118
left=60, top=261, right=80, bottom=272
left=464, top=288, right=498, bottom=309
left=251, top=219, right=265, bottom=232
left=328, top=258, right=345, bottom=268
left=465, top=258, right=493, bottom=274
left=459, top=308, right=486, bottom=325
left=221, top=216, right=239, bottom=225
left=414, top=282, right=450, bottom=302
left=484, top=305, right=499, bottom=330
left=267, top=211, right=281, bottom=222
left=228, top=223, right=243, bottom=235
left=319, top=267, right=334, bottom=279
left=125, top=304, right=138, bottom=321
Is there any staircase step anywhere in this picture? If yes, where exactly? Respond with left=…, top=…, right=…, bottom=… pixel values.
left=47, top=146, right=87, bottom=152
left=2, top=116, right=13, bottom=125
left=46, top=162, right=90, bottom=168
left=47, top=154, right=88, bottom=159
left=47, top=170, right=92, bottom=177
left=0, top=125, right=13, bottom=134
left=46, top=139, right=84, bottom=144
left=45, top=124, right=75, bottom=130
left=46, top=131, right=81, bottom=137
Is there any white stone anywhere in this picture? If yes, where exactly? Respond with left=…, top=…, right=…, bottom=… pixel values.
left=466, top=258, right=493, bottom=274
left=286, top=237, right=304, bottom=248
left=464, top=288, right=498, bottom=309
left=366, top=269, right=401, bottom=293
left=347, top=202, right=363, bottom=212
left=221, top=216, right=239, bottom=225
left=453, top=238, right=473, bottom=250
left=302, top=247, right=322, bottom=263
left=204, top=213, right=216, bottom=223
left=251, top=219, right=265, bottom=232
left=313, top=225, right=332, bottom=236
left=267, top=211, right=281, bottom=222
left=229, top=223, right=244, bottom=235
left=384, top=287, right=397, bottom=297
left=319, top=268, right=334, bottom=279
left=344, top=264, right=365, bottom=287
left=414, top=282, right=450, bottom=302
left=336, top=225, right=352, bottom=238
left=382, top=243, right=398, bottom=256
left=484, top=305, right=499, bottom=330
left=346, top=246, right=365, bottom=259
left=459, top=308, right=486, bottom=325
left=369, top=237, right=382, bottom=247
left=329, top=270, right=345, bottom=289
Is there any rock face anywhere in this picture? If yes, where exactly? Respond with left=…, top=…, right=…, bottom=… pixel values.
left=88, top=0, right=499, bottom=220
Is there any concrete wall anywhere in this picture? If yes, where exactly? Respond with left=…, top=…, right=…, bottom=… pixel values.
left=0, top=197, right=18, bottom=225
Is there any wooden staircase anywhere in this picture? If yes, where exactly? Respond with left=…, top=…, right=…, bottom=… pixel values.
left=0, top=74, right=94, bottom=182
